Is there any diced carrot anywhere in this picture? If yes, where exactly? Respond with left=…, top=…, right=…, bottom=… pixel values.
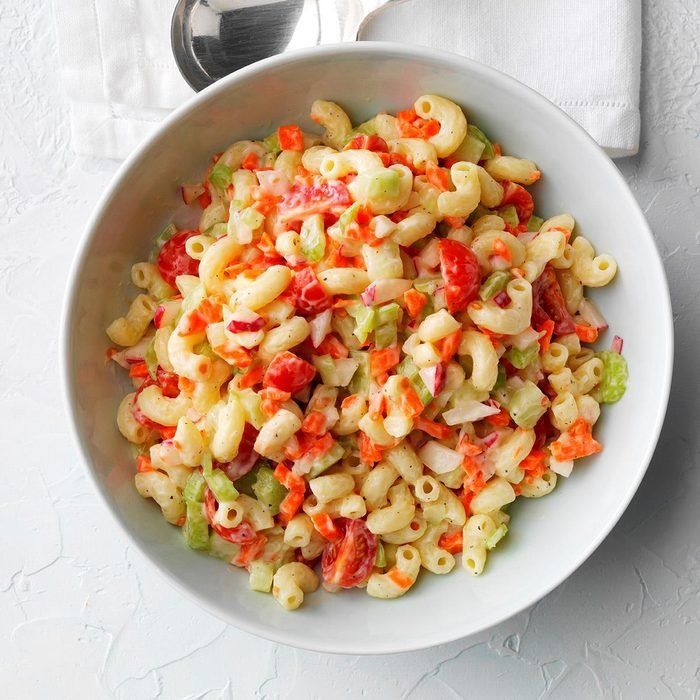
left=136, top=454, right=154, bottom=473
left=277, top=124, right=304, bottom=151
left=239, top=361, right=265, bottom=388
left=438, top=529, right=463, bottom=554
left=457, top=434, right=483, bottom=456
left=537, top=319, right=555, bottom=353
left=485, top=409, right=511, bottom=427
left=129, top=362, right=149, bottom=378
left=387, top=568, right=414, bottom=589
left=316, top=334, right=349, bottom=359
left=458, top=488, right=474, bottom=515
left=241, top=152, right=260, bottom=170
left=234, top=534, right=268, bottom=568
left=260, top=386, right=292, bottom=417
left=159, top=426, right=177, bottom=440
left=575, top=324, right=599, bottom=343
left=179, top=377, right=196, bottom=393
left=178, top=298, right=222, bottom=336
left=301, top=411, right=327, bottom=435
left=404, top=288, right=428, bottom=320
left=425, top=161, right=451, bottom=192
left=397, top=108, right=440, bottom=139
left=197, top=189, right=212, bottom=209
left=493, top=144, right=502, bottom=156
left=415, top=416, right=452, bottom=440
left=549, top=418, right=602, bottom=461
left=358, top=432, right=383, bottom=465
left=492, top=238, right=512, bottom=262
left=398, top=383, right=424, bottom=418
left=443, top=216, right=466, bottom=228
left=370, top=346, right=400, bottom=377
left=463, top=471, right=487, bottom=494
left=438, top=329, right=462, bottom=362
left=310, top=513, right=341, bottom=542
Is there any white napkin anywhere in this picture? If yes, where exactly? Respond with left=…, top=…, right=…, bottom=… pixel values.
left=52, top=0, right=641, bottom=160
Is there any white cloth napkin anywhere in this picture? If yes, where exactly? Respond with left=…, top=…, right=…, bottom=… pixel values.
left=52, top=0, right=641, bottom=160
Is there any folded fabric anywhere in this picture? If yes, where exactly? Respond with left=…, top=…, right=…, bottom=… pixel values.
left=52, top=0, right=641, bottom=160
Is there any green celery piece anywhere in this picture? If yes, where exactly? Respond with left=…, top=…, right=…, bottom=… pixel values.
left=375, top=541, right=386, bottom=568
left=354, top=118, right=378, bottom=136
left=201, top=452, right=213, bottom=474
left=485, top=524, right=508, bottom=550
left=396, top=356, right=432, bottom=405
left=526, top=215, right=544, bottom=232
left=499, top=205, right=519, bottom=227
left=396, top=355, right=419, bottom=381
left=144, top=338, right=158, bottom=380
left=236, top=389, right=265, bottom=429
left=348, top=303, right=377, bottom=343
left=509, top=380, right=548, bottom=429
left=249, top=560, right=274, bottom=592
left=150, top=223, right=177, bottom=261
left=233, top=469, right=258, bottom=498
left=183, top=501, right=210, bottom=550
left=209, top=161, right=233, bottom=191
left=505, top=343, right=540, bottom=370
left=349, top=350, right=370, bottom=395
left=300, top=214, right=326, bottom=263
left=263, top=132, right=281, bottom=154
left=413, top=278, right=442, bottom=295
left=208, top=532, right=240, bottom=561
left=374, top=322, right=398, bottom=350
left=205, top=468, right=239, bottom=502
left=332, top=313, right=359, bottom=349
left=367, top=170, right=400, bottom=199
left=313, top=354, right=338, bottom=385
left=595, top=351, right=628, bottom=403
left=183, top=471, right=207, bottom=503
left=308, top=442, right=345, bottom=479
left=479, top=271, right=511, bottom=301
left=492, top=364, right=507, bottom=394
left=199, top=202, right=227, bottom=232
left=411, top=375, right=434, bottom=406
left=468, top=124, right=496, bottom=160
left=240, top=207, right=264, bottom=230
left=451, top=132, right=486, bottom=164
left=377, top=302, right=400, bottom=325
left=339, top=202, right=361, bottom=234
left=252, top=465, right=288, bottom=515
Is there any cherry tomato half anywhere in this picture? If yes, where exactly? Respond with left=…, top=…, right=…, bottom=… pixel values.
left=204, top=488, right=257, bottom=543
left=500, top=181, right=534, bottom=222
left=438, top=238, right=480, bottom=313
left=157, top=230, right=200, bottom=288
left=321, top=518, right=378, bottom=588
left=263, top=351, right=316, bottom=394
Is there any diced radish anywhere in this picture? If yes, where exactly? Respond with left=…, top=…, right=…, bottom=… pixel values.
left=122, top=335, right=154, bottom=364
left=256, top=169, right=291, bottom=196
left=417, top=441, right=463, bottom=474
left=611, top=335, right=624, bottom=353
left=419, top=364, right=445, bottom=397
left=360, top=278, right=413, bottom=306
left=578, top=298, right=608, bottom=330
left=442, top=401, right=501, bottom=425
left=309, top=310, right=333, bottom=348
left=227, top=307, right=265, bottom=332
left=549, top=456, right=573, bottom=477
left=181, top=183, right=205, bottom=205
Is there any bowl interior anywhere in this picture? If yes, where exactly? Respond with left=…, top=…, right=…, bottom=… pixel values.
left=63, top=43, right=672, bottom=654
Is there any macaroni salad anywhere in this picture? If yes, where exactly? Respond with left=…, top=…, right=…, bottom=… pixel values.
left=107, top=96, right=628, bottom=609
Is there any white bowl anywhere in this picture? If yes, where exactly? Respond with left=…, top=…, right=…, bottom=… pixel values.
left=61, top=42, right=673, bottom=654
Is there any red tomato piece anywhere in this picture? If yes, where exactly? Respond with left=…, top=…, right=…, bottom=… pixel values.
left=204, top=488, right=257, bottom=543
left=321, top=518, right=378, bottom=588
left=217, top=423, right=260, bottom=481
left=532, top=266, right=576, bottom=334
left=289, top=266, right=333, bottom=316
left=156, top=367, right=180, bottom=398
left=263, top=351, right=316, bottom=394
left=438, top=239, right=480, bottom=313
left=277, top=124, right=304, bottom=151
left=500, top=181, right=534, bottom=222
left=157, top=230, right=200, bottom=288
left=279, top=177, right=352, bottom=220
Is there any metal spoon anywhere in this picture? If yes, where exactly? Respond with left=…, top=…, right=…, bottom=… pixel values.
left=171, top=0, right=403, bottom=92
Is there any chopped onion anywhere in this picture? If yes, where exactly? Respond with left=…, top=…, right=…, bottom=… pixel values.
left=417, top=441, right=463, bottom=474
left=309, top=309, right=332, bottom=348
left=418, top=238, right=441, bottom=269
left=578, top=298, right=608, bottom=330
left=334, top=358, right=360, bottom=387
left=442, top=401, right=501, bottom=425
left=255, top=169, right=291, bottom=196
left=371, top=215, right=397, bottom=239
left=549, top=456, right=573, bottom=477
left=419, top=364, right=446, bottom=397
left=611, top=335, right=624, bottom=353
left=510, top=326, right=541, bottom=351
left=361, top=278, right=413, bottom=306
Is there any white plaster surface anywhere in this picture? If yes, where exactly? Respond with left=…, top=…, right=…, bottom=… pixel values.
left=1, top=1, right=699, bottom=697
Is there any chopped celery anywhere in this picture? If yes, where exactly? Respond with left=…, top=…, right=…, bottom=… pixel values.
left=526, top=215, right=544, bottom=232
left=499, top=205, right=519, bottom=227
left=201, top=452, right=213, bottom=474
left=332, top=313, right=359, bottom=349
left=229, top=199, right=246, bottom=214
left=347, top=303, right=377, bottom=343
left=374, top=322, right=398, bottom=350
left=396, top=356, right=432, bottom=405
left=505, top=343, right=540, bottom=369
left=240, top=207, right=265, bottom=230
left=252, top=465, right=288, bottom=515
left=469, top=204, right=493, bottom=223
left=144, top=338, right=158, bottom=380
left=233, top=468, right=258, bottom=498
left=308, top=441, right=345, bottom=479
left=205, top=468, right=239, bottom=502
left=354, top=118, right=378, bottom=136
left=249, top=560, right=274, bottom=592
left=595, top=351, right=628, bottom=403
left=313, top=354, right=338, bottom=385
left=452, top=132, right=486, bottom=164
left=200, top=202, right=227, bottom=232
left=208, top=532, right=239, bottom=561
left=263, top=132, right=280, bottom=154
left=508, top=380, right=548, bottom=429
left=349, top=350, right=371, bottom=395
left=375, top=541, right=386, bottom=568
left=377, top=302, right=400, bottom=325
left=492, top=364, right=507, bottom=393
left=209, top=161, right=233, bottom=191
left=235, top=389, right=265, bottom=429
left=413, top=277, right=442, bottom=295
left=485, top=524, right=508, bottom=550
left=150, top=223, right=177, bottom=261
left=183, top=501, right=210, bottom=550
left=367, top=170, right=400, bottom=199
left=467, top=124, right=496, bottom=160
left=411, top=375, right=434, bottom=407
left=479, top=271, right=511, bottom=301
left=183, top=470, right=207, bottom=503
left=300, top=214, right=326, bottom=263
left=339, top=202, right=361, bottom=234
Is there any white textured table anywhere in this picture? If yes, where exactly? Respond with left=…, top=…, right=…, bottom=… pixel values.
left=2, top=1, right=698, bottom=697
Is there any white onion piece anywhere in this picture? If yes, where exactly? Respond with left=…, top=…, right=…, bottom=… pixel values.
left=255, top=169, right=291, bottom=196
left=309, top=309, right=332, bottom=348
left=333, top=359, right=360, bottom=387
left=417, top=238, right=440, bottom=268
left=361, top=278, right=413, bottom=306
left=418, top=441, right=463, bottom=474
left=372, top=215, right=397, bottom=239
left=549, top=456, right=573, bottom=477
left=442, top=401, right=501, bottom=425
left=578, top=298, right=608, bottom=330
left=510, top=326, right=541, bottom=351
